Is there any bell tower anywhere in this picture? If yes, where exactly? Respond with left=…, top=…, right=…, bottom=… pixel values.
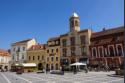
left=69, top=12, right=80, bottom=31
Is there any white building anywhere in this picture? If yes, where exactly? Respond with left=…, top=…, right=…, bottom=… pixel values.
left=9, top=39, right=37, bottom=70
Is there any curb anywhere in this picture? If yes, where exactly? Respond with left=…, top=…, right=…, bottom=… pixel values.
left=107, top=74, right=124, bottom=78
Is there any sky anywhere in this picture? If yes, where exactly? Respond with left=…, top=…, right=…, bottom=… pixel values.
left=0, top=0, right=124, bottom=50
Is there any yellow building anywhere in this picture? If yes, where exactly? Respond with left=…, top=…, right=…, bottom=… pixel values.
left=45, top=37, right=60, bottom=70
left=26, top=44, right=46, bottom=70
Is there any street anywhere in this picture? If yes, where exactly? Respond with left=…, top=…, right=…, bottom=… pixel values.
left=0, top=71, right=124, bottom=83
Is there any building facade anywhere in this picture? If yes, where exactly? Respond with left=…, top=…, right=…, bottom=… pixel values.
left=60, top=12, right=92, bottom=69
left=89, top=26, right=124, bottom=70
left=0, top=49, right=10, bottom=71
left=10, top=39, right=37, bottom=69
left=26, top=44, right=46, bottom=70
left=45, top=37, right=60, bottom=70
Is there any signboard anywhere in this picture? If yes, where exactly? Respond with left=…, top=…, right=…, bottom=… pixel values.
left=49, top=53, right=55, bottom=56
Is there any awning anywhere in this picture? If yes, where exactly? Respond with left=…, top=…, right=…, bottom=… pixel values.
left=69, top=62, right=86, bottom=66
left=11, top=64, right=19, bottom=66
left=21, top=63, right=36, bottom=67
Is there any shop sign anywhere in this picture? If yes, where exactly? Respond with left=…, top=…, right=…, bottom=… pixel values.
left=50, top=53, right=55, bottom=56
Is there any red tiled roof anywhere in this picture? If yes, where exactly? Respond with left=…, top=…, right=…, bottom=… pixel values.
left=47, top=37, right=60, bottom=42
left=0, top=49, right=10, bottom=55
left=90, top=35, right=124, bottom=47
left=91, top=26, right=124, bottom=38
left=13, top=39, right=32, bottom=44
left=28, top=44, right=46, bottom=51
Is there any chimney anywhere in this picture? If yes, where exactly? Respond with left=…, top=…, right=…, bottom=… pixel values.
left=103, top=27, right=105, bottom=31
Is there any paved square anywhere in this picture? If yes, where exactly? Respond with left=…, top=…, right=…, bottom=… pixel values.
left=0, top=71, right=124, bottom=83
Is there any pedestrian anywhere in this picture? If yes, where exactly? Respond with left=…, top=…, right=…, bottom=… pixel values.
left=62, top=66, right=65, bottom=75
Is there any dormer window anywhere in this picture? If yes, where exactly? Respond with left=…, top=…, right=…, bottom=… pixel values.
left=112, top=36, right=119, bottom=41
left=52, top=42, right=54, bottom=45
left=32, top=47, right=34, bottom=49
left=40, top=46, right=42, bottom=49
left=56, top=41, right=58, bottom=45
left=96, top=40, right=102, bottom=44
left=5, top=53, right=7, bottom=55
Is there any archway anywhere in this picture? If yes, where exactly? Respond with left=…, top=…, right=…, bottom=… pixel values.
left=109, top=60, right=118, bottom=70
left=38, top=63, right=42, bottom=70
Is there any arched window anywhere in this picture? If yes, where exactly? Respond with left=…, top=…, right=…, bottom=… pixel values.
left=70, top=37, right=75, bottom=45
left=99, top=48, right=103, bottom=56
left=72, top=21, right=74, bottom=27
left=81, top=37, right=85, bottom=42
left=75, top=21, right=78, bottom=26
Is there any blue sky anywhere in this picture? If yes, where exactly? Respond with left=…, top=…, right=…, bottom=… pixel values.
left=0, top=0, right=124, bottom=50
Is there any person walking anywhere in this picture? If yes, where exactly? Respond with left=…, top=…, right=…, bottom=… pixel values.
left=73, top=67, right=76, bottom=75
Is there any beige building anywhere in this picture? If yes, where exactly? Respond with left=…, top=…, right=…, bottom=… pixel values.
left=60, top=12, right=93, bottom=69
left=0, top=49, right=10, bottom=71
left=10, top=39, right=37, bottom=70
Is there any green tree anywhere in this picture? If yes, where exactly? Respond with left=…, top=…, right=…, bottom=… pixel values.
left=41, top=64, right=44, bottom=70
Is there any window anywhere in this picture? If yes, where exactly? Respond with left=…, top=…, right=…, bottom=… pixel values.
left=18, top=47, right=20, bottom=52
left=81, top=37, right=85, bottom=42
left=29, top=56, right=31, bottom=61
left=75, top=21, right=78, bottom=26
left=63, top=40, right=66, bottom=45
left=99, top=49, right=103, bottom=56
left=72, top=21, right=74, bottom=27
left=100, top=60, right=104, bottom=66
left=47, top=49, right=49, bottom=53
left=17, top=55, right=19, bottom=60
left=118, top=47, right=122, bottom=55
left=71, top=37, right=75, bottom=45
left=82, top=46, right=86, bottom=54
left=42, top=55, right=44, bottom=60
left=56, top=48, right=58, bottom=53
left=32, top=47, right=34, bottom=49
left=71, top=48, right=75, bottom=54
left=51, top=49, right=54, bottom=53
left=33, top=56, right=35, bottom=60
left=63, top=49, right=67, bottom=55
left=112, top=37, right=119, bottom=41
left=56, top=41, right=58, bottom=45
left=52, top=42, right=54, bottom=45
left=38, top=55, right=40, bottom=60
left=56, top=57, right=58, bottom=61
left=51, top=57, right=54, bottom=61
left=93, top=50, right=96, bottom=56
left=22, top=55, right=24, bottom=59
left=40, top=46, right=42, bottom=49
left=13, top=48, right=15, bottom=52
left=23, top=47, right=25, bottom=51
left=47, top=57, right=49, bottom=62
left=13, top=55, right=14, bottom=60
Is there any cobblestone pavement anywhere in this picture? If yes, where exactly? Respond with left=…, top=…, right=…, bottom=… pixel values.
left=0, top=71, right=124, bottom=83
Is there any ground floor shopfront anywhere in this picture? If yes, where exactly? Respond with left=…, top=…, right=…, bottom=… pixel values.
left=90, top=57, right=124, bottom=70
left=0, top=63, right=9, bottom=71
left=60, top=55, right=90, bottom=69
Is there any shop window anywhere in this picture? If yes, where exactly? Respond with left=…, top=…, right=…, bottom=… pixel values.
left=100, top=60, right=104, bottom=66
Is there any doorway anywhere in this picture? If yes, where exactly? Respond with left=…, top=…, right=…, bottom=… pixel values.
left=38, top=63, right=42, bottom=70
left=51, top=63, right=53, bottom=70
left=109, top=60, right=118, bottom=70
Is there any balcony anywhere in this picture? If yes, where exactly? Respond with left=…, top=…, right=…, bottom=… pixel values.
left=16, top=50, right=20, bottom=52
left=104, top=54, right=123, bottom=57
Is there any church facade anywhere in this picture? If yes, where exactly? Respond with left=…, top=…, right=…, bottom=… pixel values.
left=60, top=12, right=93, bottom=69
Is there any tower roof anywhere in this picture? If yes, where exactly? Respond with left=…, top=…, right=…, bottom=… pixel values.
left=71, top=12, right=78, bottom=17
